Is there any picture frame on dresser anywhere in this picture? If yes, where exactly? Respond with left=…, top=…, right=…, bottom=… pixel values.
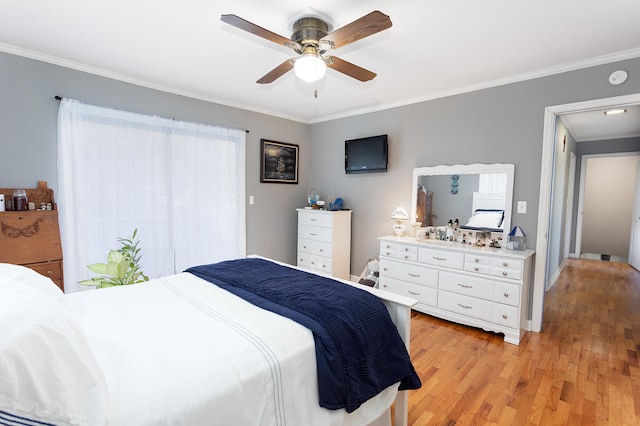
left=260, top=139, right=299, bottom=184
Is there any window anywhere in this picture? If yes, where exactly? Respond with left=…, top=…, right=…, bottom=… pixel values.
left=478, top=173, right=507, bottom=194
left=57, top=99, right=246, bottom=292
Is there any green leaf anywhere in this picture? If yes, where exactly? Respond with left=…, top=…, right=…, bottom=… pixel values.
left=80, top=229, right=148, bottom=288
left=87, top=262, right=108, bottom=274
left=107, top=250, right=123, bottom=264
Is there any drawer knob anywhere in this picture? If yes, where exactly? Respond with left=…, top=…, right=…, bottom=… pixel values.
left=303, top=245, right=307, bottom=249
left=311, top=261, right=315, bottom=265
left=404, top=255, right=410, bottom=259
left=319, top=249, right=323, bottom=252
left=504, top=292, right=509, bottom=298
left=46, top=270, right=53, bottom=276
left=502, top=271, right=508, bottom=277
left=404, top=247, right=409, bottom=251
left=474, top=267, right=479, bottom=272
left=502, top=314, right=508, bottom=320
left=503, top=261, right=508, bottom=267
left=383, top=268, right=389, bottom=272
left=383, top=284, right=388, bottom=288
left=474, top=258, right=480, bottom=262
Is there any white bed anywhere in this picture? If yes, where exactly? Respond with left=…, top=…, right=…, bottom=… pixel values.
left=0, top=257, right=418, bottom=426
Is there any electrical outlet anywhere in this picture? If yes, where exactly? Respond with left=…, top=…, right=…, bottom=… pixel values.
left=517, top=201, right=527, bottom=214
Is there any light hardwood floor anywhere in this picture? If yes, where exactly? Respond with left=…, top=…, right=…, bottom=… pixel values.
left=405, top=259, right=640, bottom=425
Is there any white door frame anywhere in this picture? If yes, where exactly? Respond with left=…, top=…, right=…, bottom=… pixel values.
left=563, top=152, right=576, bottom=260
left=575, top=155, right=587, bottom=258
left=533, top=93, right=640, bottom=332
left=630, top=159, right=640, bottom=270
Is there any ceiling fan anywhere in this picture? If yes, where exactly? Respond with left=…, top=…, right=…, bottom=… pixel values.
left=220, top=11, right=392, bottom=84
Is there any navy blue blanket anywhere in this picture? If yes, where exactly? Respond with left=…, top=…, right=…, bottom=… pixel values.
left=186, top=258, right=421, bottom=413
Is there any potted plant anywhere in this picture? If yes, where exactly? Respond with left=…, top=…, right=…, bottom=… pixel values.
left=79, top=229, right=149, bottom=288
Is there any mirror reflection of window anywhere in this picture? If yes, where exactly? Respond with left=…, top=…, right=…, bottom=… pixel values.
left=478, top=173, right=507, bottom=194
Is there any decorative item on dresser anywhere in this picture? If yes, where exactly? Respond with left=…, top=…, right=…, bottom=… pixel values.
left=378, top=236, right=535, bottom=345
left=0, top=182, right=63, bottom=290
left=297, top=208, right=352, bottom=280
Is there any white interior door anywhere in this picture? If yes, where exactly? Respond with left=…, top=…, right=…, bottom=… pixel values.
left=629, top=159, right=640, bottom=270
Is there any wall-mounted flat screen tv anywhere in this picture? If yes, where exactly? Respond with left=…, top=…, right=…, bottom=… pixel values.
left=345, top=134, right=388, bottom=174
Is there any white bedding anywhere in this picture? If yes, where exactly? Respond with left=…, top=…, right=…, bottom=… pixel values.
left=1, top=262, right=403, bottom=426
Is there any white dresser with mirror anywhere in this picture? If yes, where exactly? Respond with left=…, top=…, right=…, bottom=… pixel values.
left=379, top=237, right=534, bottom=344
left=379, top=163, right=535, bottom=345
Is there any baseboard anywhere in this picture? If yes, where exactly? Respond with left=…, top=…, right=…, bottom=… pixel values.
left=546, top=261, right=564, bottom=291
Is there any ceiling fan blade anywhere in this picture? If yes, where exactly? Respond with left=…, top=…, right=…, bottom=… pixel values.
left=321, top=11, right=392, bottom=50
left=256, top=60, right=294, bottom=84
left=326, top=56, right=376, bottom=82
left=221, top=14, right=299, bottom=49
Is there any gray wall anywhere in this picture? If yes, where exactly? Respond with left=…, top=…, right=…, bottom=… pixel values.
left=3, top=50, right=640, bottom=283
left=310, top=57, right=640, bottom=275
left=0, top=51, right=309, bottom=265
left=546, top=119, right=577, bottom=284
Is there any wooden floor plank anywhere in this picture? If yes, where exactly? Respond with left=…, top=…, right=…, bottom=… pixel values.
left=405, top=259, right=640, bottom=425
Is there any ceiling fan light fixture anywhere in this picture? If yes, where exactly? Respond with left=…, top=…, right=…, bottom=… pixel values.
left=294, top=53, right=326, bottom=83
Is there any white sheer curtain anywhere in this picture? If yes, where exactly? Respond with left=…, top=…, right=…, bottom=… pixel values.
left=57, top=99, right=245, bottom=293
left=478, top=173, right=507, bottom=194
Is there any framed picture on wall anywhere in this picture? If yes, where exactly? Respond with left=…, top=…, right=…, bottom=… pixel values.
left=260, top=139, right=299, bottom=184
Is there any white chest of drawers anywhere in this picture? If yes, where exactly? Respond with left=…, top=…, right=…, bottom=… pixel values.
left=379, top=236, right=535, bottom=345
left=297, top=209, right=352, bottom=280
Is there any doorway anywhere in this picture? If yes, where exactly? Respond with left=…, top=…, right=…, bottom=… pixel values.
left=532, top=93, right=640, bottom=333
left=576, top=153, right=639, bottom=263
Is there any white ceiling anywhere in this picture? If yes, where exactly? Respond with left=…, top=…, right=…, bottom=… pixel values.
left=1, top=1, right=640, bottom=129
left=561, top=105, right=640, bottom=142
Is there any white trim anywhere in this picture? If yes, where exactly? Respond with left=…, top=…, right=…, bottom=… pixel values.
left=533, top=93, right=640, bottom=332
left=575, top=156, right=587, bottom=258
left=2, top=42, right=640, bottom=125
left=562, top=153, right=576, bottom=261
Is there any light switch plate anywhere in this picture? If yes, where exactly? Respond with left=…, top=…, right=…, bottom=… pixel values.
left=249, top=195, right=255, bottom=205
left=517, top=201, right=527, bottom=214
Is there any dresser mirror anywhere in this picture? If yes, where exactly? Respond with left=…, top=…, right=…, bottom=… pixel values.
left=410, top=163, right=515, bottom=237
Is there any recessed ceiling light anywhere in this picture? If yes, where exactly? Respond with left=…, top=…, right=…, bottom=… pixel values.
left=603, top=108, right=627, bottom=115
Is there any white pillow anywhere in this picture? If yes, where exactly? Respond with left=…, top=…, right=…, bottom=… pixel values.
left=0, top=263, right=65, bottom=302
left=0, top=280, right=108, bottom=426
left=465, top=212, right=503, bottom=229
